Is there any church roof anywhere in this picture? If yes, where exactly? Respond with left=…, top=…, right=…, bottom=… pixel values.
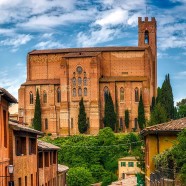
left=63, top=52, right=101, bottom=58
left=141, top=117, right=186, bottom=136
left=21, top=79, right=60, bottom=86
left=29, top=46, right=149, bottom=55
left=0, top=87, right=17, bottom=103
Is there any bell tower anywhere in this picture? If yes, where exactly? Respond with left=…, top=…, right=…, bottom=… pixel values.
left=138, top=17, right=157, bottom=96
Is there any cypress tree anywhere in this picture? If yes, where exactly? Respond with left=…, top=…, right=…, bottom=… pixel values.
left=33, top=89, right=42, bottom=131
left=150, top=96, right=156, bottom=113
left=78, top=98, right=88, bottom=133
left=138, top=94, right=146, bottom=130
left=160, top=74, right=174, bottom=119
left=103, top=92, right=116, bottom=131
left=124, top=109, right=129, bottom=129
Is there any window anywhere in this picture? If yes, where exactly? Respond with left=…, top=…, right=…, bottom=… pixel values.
left=3, top=110, right=7, bottom=148
left=84, top=88, right=87, bottom=96
left=29, top=138, right=36, bottom=154
left=57, top=87, right=61, bottom=103
left=78, top=88, right=82, bottom=97
left=44, top=152, right=49, bottom=167
left=76, top=66, right=83, bottom=74
left=39, top=152, right=43, bottom=168
left=145, top=30, right=149, bottom=44
left=18, top=178, right=21, bottom=186
left=15, top=136, right=26, bottom=156
left=72, top=77, right=76, bottom=86
left=122, top=173, right=125, bottom=179
left=128, top=162, right=134, bottom=167
left=83, top=77, right=87, bottom=86
left=134, top=118, right=138, bottom=129
left=119, top=117, right=123, bottom=129
left=53, top=151, right=57, bottom=164
left=25, top=176, right=27, bottom=186
left=120, top=87, right=124, bottom=101
left=121, top=162, right=126, bottom=167
left=137, top=162, right=140, bottom=168
left=31, top=174, right=33, bottom=186
left=50, top=152, right=53, bottom=165
left=30, top=92, right=34, bottom=104
left=71, top=118, right=73, bottom=128
left=135, top=88, right=139, bottom=102
left=78, top=77, right=82, bottom=86
left=72, top=88, right=76, bottom=97
left=45, top=118, right=48, bottom=130
left=104, top=86, right=109, bottom=101
left=43, top=91, right=47, bottom=103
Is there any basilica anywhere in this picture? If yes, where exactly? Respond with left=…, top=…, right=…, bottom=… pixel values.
left=18, top=17, right=157, bottom=136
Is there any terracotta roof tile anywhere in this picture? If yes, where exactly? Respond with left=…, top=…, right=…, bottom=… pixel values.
left=141, top=117, right=186, bottom=136
left=0, top=87, right=17, bottom=103
left=21, top=79, right=60, bottom=86
left=58, top=164, right=69, bottom=172
left=63, top=52, right=101, bottom=58
left=29, top=46, right=148, bottom=55
left=38, top=140, right=60, bottom=150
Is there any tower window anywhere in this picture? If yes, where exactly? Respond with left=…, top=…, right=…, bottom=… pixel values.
left=134, top=118, right=138, bottom=129
left=72, top=88, right=76, bottom=97
left=45, top=118, right=48, bottom=130
left=83, top=77, right=87, bottom=86
left=78, top=77, right=82, bottom=86
left=84, top=88, right=87, bottom=96
left=72, top=77, right=76, bottom=86
left=135, top=88, right=139, bottom=102
left=78, top=87, right=82, bottom=97
left=120, top=87, right=124, bottom=101
left=30, top=92, right=34, bottom=104
left=57, top=87, right=61, bottom=103
left=145, top=30, right=149, bottom=44
left=43, top=91, right=47, bottom=103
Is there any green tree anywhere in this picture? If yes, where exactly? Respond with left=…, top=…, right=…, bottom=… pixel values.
left=33, top=89, right=42, bottom=131
left=78, top=98, right=88, bottom=133
left=148, top=102, right=167, bottom=126
left=160, top=74, right=174, bottom=119
left=177, top=98, right=186, bottom=118
left=124, top=109, right=130, bottom=129
left=150, top=96, right=156, bottom=112
left=67, top=167, right=94, bottom=186
left=103, top=92, right=117, bottom=131
left=138, top=94, right=146, bottom=130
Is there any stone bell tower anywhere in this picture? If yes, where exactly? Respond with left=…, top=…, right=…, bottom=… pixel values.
left=138, top=17, right=157, bottom=96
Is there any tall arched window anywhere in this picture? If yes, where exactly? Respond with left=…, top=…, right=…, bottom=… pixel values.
left=135, top=88, right=139, bottom=102
left=145, top=30, right=149, bottom=44
left=83, top=77, right=87, bottom=86
left=104, top=86, right=109, bottom=101
left=45, top=118, right=48, bottom=130
left=120, top=87, right=124, bottom=101
left=78, top=77, right=82, bottom=86
left=84, top=88, right=87, bottom=96
left=57, top=87, right=61, bottom=103
left=43, top=91, right=47, bottom=103
left=78, top=88, right=82, bottom=97
left=30, top=92, right=34, bottom=104
left=134, top=118, right=138, bottom=129
left=72, top=77, right=76, bottom=86
left=73, top=88, right=76, bottom=97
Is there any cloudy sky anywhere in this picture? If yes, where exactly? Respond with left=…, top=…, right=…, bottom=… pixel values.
left=0, top=0, right=186, bottom=104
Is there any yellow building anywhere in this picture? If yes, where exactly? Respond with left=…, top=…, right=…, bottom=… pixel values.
left=118, top=156, right=141, bottom=180
left=141, top=117, right=186, bottom=186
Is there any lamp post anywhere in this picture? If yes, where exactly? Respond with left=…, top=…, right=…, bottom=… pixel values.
left=8, top=165, right=14, bottom=186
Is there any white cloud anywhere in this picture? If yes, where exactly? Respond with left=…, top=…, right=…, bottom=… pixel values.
left=173, top=71, right=186, bottom=79
left=35, top=41, right=64, bottom=49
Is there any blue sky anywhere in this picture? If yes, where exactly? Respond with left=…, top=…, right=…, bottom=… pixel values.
left=0, top=0, right=186, bottom=104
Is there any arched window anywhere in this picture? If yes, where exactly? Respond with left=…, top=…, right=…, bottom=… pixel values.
left=78, top=77, right=82, bottom=86
left=135, top=88, right=139, bottom=102
left=134, top=118, right=138, bottom=129
left=45, top=118, right=48, bottom=130
left=72, top=77, right=76, bottom=86
left=104, top=86, right=109, bottom=101
left=84, top=88, right=87, bottom=96
left=57, top=87, right=61, bottom=103
left=145, top=30, right=149, bottom=44
left=83, top=77, right=87, bottom=86
left=30, top=92, right=34, bottom=104
left=120, top=87, right=124, bottom=101
left=78, top=88, right=82, bottom=97
left=43, top=91, right=47, bottom=103
left=73, top=88, right=76, bottom=97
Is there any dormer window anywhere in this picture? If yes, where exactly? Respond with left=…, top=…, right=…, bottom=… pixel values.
left=145, top=30, right=149, bottom=44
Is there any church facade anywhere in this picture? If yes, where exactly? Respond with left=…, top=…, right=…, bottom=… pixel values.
left=18, top=17, right=157, bottom=136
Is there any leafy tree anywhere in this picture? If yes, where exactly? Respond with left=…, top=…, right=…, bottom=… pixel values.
left=176, top=98, right=186, bottom=118
left=138, top=94, right=146, bottom=130
left=67, top=167, right=94, bottom=186
left=160, top=74, right=174, bottom=119
left=148, top=102, right=167, bottom=126
left=33, top=89, right=42, bottom=131
left=156, top=87, right=161, bottom=104
left=103, top=92, right=117, bottom=131
left=78, top=98, right=88, bottom=133
left=150, top=96, right=156, bottom=112
left=101, top=172, right=117, bottom=186
left=124, top=109, right=130, bottom=129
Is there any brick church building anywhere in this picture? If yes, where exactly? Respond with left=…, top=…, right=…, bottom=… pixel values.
left=18, top=17, right=157, bottom=136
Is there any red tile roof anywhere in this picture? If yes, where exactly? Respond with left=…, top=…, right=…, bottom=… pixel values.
left=141, top=117, right=186, bottom=136
left=21, top=79, right=60, bottom=86
left=29, top=46, right=148, bottom=55
left=0, top=87, right=17, bottom=103
left=38, top=140, right=60, bottom=150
